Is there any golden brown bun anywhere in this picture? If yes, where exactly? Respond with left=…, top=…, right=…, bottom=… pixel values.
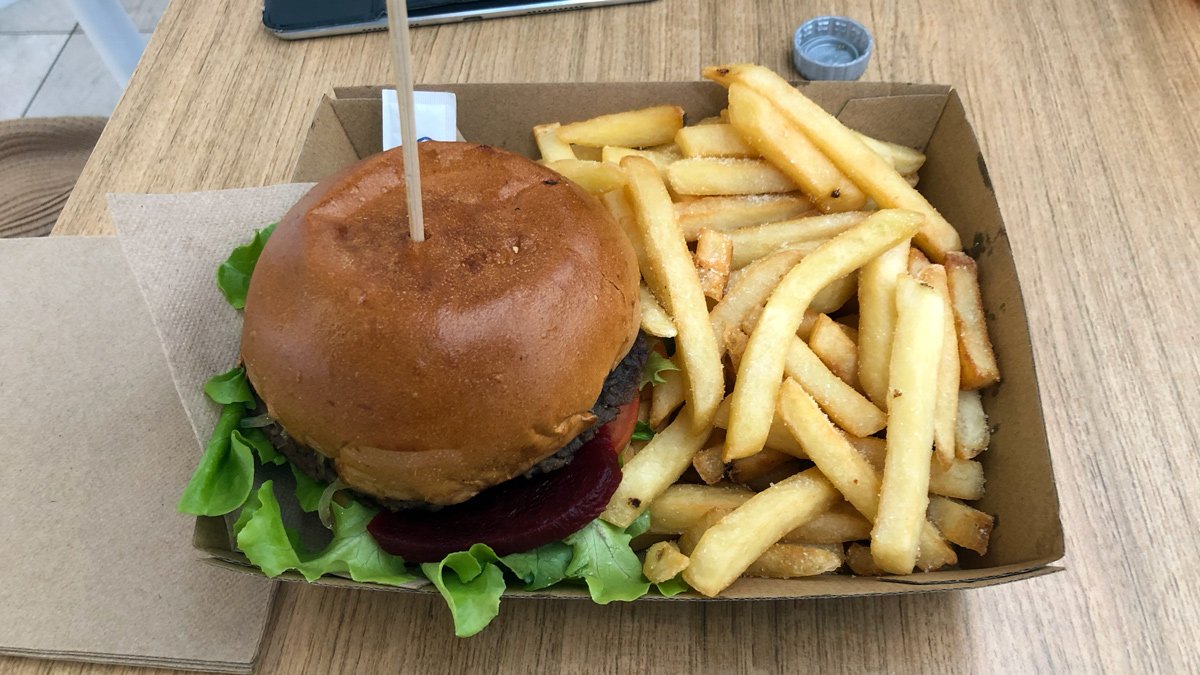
left=241, top=142, right=640, bottom=505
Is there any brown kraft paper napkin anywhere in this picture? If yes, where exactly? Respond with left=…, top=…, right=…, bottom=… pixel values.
left=108, top=184, right=314, bottom=448
left=0, top=237, right=275, bottom=673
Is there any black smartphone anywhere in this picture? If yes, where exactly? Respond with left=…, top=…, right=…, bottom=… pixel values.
left=262, top=0, right=656, bottom=38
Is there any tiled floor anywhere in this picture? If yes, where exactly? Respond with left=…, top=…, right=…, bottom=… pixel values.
left=0, top=0, right=168, bottom=119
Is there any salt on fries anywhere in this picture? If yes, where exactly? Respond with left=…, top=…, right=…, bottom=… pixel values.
left=533, top=64, right=1002, bottom=596
left=704, top=63, right=962, bottom=261
left=725, top=209, right=923, bottom=461
left=727, top=82, right=866, bottom=213
left=622, top=156, right=723, bottom=430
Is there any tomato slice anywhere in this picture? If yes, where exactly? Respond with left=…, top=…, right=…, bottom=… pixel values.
left=596, top=393, right=641, bottom=454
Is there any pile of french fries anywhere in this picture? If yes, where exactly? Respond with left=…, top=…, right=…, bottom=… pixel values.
left=534, top=64, right=1001, bottom=597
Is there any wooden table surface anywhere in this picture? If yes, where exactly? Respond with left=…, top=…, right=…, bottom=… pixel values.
left=17, top=0, right=1199, bottom=671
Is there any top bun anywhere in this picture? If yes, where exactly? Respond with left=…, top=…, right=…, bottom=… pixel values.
left=241, top=142, right=640, bottom=505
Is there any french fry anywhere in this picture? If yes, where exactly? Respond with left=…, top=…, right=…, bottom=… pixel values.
left=704, top=64, right=962, bottom=260
left=728, top=211, right=869, bottom=269
left=728, top=448, right=796, bottom=486
left=794, top=310, right=820, bottom=341
left=600, top=406, right=713, bottom=528
left=777, top=379, right=952, bottom=570
left=927, top=496, right=994, bottom=555
left=575, top=146, right=604, bottom=161
left=675, top=194, right=814, bottom=240
left=713, top=398, right=806, bottom=458
left=647, top=483, right=752, bottom=534
left=696, top=115, right=724, bottom=126
left=809, top=271, right=858, bottom=315
left=545, top=159, right=626, bottom=193
left=727, top=82, right=867, bottom=213
left=907, top=247, right=931, bottom=276
left=649, top=360, right=685, bottom=427
left=918, top=265, right=961, bottom=465
left=623, top=156, right=724, bottom=429
left=809, top=314, right=859, bottom=389
left=572, top=145, right=603, bottom=161
left=723, top=326, right=749, bottom=371
left=782, top=503, right=872, bottom=545
left=643, top=541, right=690, bottom=583
left=710, top=249, right=804, bottom=353
left=676, top=123, right=759, bottom=158
left=929, top=458, right=985, bottom=500
left=872, top=276, right=944, bottom=574
left=734, top=457, right=804, bottom=492
left=725, top=209, right=923, bottom=461
left=853, top=131, right=926, bottom=175
left=601, top=190, right=649, bottom=273
left=945, top=252, right=1001, bottom=389
left=856, top=242, right=910, bottom=409
left=785, top=339, right=886, bottom=437
left=683, top=468, right=841, bottom=596
left=778, top=379, right=877, bottom=512
left=639, top=284, right=677, bottom=338
left=744, top=543, right=843, bottom=578
left=849, top=431, right=984, bottom=501
left=847, top=434, right=886, bottom=470
left=667, top=158, right=797, bottom=196
left=955, top=389, right=990, bottom=459
left=846, top=543, right=885, bottom=576
left=649, top=485, right=869, bottom=545
left=691, top=445, right=727, bottom=485
left=677, top=508, right=729, bottom=555
left=533, top=122, right=575, bottom=162
left=606, top=192, right=682, bottom=345
left=695, top=229, right=733, bottom=301
left=558, top=105, right=684, bottom=148
left=602, top=144, right=682, bottom=171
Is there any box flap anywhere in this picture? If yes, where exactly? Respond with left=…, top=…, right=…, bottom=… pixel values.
left=834, top=94, right=948, bottom=150
left=292, top=82, right=954, bottom=181
left=918, top=91, right=1065, bottom=565
left=293, top=96, right=360, bottom=183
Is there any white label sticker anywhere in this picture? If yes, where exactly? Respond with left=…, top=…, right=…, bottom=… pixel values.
left=381, top=90, right=458, bottom=150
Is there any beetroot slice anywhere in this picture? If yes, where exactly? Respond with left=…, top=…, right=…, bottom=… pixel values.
left=367, top=430, right=621, bottom=562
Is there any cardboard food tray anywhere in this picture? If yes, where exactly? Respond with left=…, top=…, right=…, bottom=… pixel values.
left=197, top=81, right=1064, bottom=600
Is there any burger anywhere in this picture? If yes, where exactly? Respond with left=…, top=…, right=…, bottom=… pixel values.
left=237, top=141, right=647, bottom=561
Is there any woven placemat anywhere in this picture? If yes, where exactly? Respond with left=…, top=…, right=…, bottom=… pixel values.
left=0, top=116, right=105, bottom=238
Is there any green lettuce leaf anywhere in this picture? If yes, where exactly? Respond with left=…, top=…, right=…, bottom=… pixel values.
left=290, top=464, right=326, bottom=512
left=178, top=404, right=254, bottom=516
left=499, top=541, right=572, bottom=591
left=639, top=351, right=679, bottom=388
left=421, top=544, right=507, bottom=638
left=562, top=519, right=651, bottom=603
left=655, top=574, right=690, bottom=597
left=626, top=510, right=651, bottom=538
left=233, top=481, right=303, bottom=576
left=234, top=481, right=418, bottom=586
left=298, top=500, right=418, bottom=585
left=203, top=366, right=255, bottom=405
left=631, top=420, right=656, bottom=442
left=232, top=428, right=284, bottom=466
left=217, top=223, right=276, bottom=310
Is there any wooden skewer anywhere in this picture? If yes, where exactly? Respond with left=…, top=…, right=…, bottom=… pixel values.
left=385, top=0, right=425, bottom=242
